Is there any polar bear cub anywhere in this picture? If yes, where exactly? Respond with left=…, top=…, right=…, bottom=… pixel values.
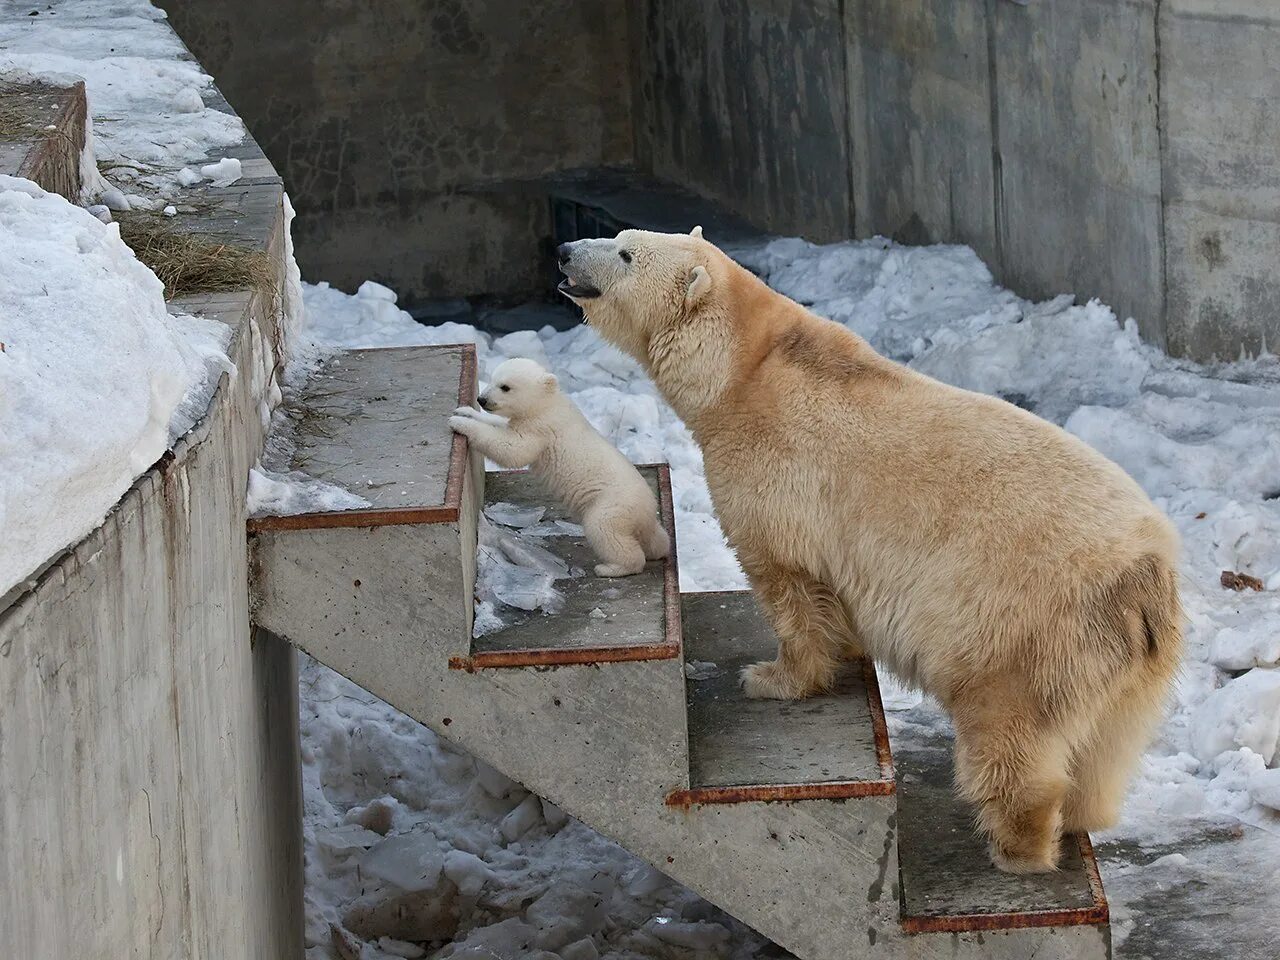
left=449, top=357, right=668, bottom=577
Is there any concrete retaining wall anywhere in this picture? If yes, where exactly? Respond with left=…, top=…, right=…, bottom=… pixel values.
left=634, top=0, right=1280, bottom=360
left=159, top=0, right=634, bottom=305
left=0, top=102, right=303, bottom=960
left=155, top=1, right=1277, bottom=355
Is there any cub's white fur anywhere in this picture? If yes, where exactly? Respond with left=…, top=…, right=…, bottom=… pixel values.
left=449, top=358, right=668, bottom=577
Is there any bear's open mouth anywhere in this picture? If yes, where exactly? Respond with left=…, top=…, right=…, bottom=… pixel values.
left=557, top=275, right=601, bottom=300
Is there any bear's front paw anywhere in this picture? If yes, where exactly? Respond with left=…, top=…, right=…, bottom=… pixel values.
left=448, top=415, right=477, bottom=435
left=740, top=661, right=796, bottom=700
left=594, top=562, right=642, bottom=578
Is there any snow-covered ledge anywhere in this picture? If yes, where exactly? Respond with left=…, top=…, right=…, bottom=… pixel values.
left=0, top=5, right=303, bottom=956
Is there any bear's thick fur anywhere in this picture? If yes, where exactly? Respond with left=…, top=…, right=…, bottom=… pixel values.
left=450, top=357, right=668, bottom=577
left=557, top=228, right=1183, bottom=873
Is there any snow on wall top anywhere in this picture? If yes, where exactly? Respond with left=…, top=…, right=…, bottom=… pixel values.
left=0, top=0, right=245, bottom=201
left=0, top=176, right=229, bottom=598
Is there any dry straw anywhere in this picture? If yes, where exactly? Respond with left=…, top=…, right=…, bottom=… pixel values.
left=117, top=213, right=275, bottom=300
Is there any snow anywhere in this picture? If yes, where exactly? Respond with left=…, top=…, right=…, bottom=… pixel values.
left=200, top=157, right=242, bottom=187
left=0, top=0, right=245, bottom=202
left=0, top=176, right=229, bottom=597
left=295, top=232, right=1280, bottom=958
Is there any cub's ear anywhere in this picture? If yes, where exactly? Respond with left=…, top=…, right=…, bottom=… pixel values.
left=685, top=265, right=712, bottom=306
left=541, top=372, right=559, bottom=391
left=689, top=225, right=704, bottom=239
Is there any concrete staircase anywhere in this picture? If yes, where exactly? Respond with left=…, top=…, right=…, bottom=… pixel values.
left=249, top=343, right=1111, bottom=960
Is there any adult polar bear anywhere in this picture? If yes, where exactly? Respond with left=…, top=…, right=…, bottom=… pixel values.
left=557, top=227, right=1182, bottom=873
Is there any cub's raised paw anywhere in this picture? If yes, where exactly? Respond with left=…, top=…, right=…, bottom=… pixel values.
left=740, top=661, right=794, bottom=700
left=453, top=405, right=481, bottom=418
left=448, top=415, right=476, bottom=435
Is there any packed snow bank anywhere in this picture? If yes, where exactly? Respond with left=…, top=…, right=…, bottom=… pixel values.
left=296, top=234, right=1280, bottom=955
left=0, top=176, right=229, bottom=596
left=0, top=0, right=246, bottom=202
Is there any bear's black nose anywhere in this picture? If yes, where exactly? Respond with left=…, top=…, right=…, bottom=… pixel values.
left=557, top=242, right=572, bottom=266
left=477, top=396, right=491, bottom=410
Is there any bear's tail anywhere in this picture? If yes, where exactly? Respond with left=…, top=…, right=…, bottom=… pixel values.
left=641, top=521, right=670, bottom=561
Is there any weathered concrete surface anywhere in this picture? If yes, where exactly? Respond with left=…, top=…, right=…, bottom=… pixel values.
left=634, top=0, right=852, bottom=242
left=683, top=591, right=884, bottom=789
left=265, top=345, right=466, bottom=513
left=1159, top=0, right=1280, bottom=359
left=0, top=249, right=304, bottom=957
left=473, top=469, right=670, bottom=659
left=0, top=79, right=85, bottom=198
left=254, top=537, right=902, bottom=958
left=158, top=0, right=633, bottom=303
left=845, top=0, right=998, bottom=258
left=844, top=0, right=1166, bottom=345
left=992, top=0, right=1165, bottom=346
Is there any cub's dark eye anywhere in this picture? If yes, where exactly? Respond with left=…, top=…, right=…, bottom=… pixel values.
left=619, top=250, right=632, bottom=263
left=499, top=384, right=510, bottom=392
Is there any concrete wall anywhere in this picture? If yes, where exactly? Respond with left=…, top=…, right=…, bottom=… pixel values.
left=1160, top=0, right=1280, bottom=358
left=634, top=0, right=853, bottom=242
left=633, top=0, right=1280, bottom=361
left=0, top=206, right=303, bottom=957
left=159, top=0, right=1279, bottom=359
left=160, top=0, right=633, bottom=304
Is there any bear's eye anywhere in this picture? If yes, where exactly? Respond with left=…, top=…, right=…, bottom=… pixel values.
left=499, top=384, right=510, bottom=392
left=618, top=250, right=632, bottom=264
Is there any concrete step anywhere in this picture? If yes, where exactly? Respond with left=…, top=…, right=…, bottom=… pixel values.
left=249, top=344, right=1107, bottom=958
left=452, top=465, right=680, bottom=670
left=251, top=342, right=483, bottom=653
left=894, top=736, right=1110, bottom=954
left=249, top=344, right=477, bottom=531
left=673, top=590, right=895, bottom=805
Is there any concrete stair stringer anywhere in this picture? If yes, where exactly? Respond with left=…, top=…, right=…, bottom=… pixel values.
left=253, top=519, right=902, bottom=958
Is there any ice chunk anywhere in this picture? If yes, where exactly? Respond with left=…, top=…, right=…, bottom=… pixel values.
left=247, top=465, right=370, bottom=517
left=526, top=873, right=613, bottom=950
left=522, top=519, right=586, bottom=538
left=684, top=660, right=720, bottom=681
left=360, top=832, right=445, bottom=892
left=315, top=823, right=384, bottom=853
left=443, top=849, right=492, bottom=897
left=499, top=794, right=543, bottom=841
left=484, top=501, right=546, bottom=528
left=200, top=157, right=242, bottom=187
left=176, top=166, right=202, bottom=187
left=1190, top=668, right=1280, bottom=766
left=471, top=600, right=504, bottom=638
left=494, top=530, right=570, bottom=578
left=588, top=607, right=607, bottom=620
left=644, top=916, right=730, bottom=951
left=162, top=204, right=177, bottom=217
left=474, top=762, right=522, bottom=800
left=99, top=185, right=130, bottom=211
left=171, top=87, right=204, bottom=113
left=1248, top=768, right=1280, bottom=811
left=376, top=937, right=426, bottom=959
left=344, top=797, right=397, bottom=836
left=559, top=939, right=600, bottom=960
left=540, top=798, right=569, bottom=832
left=484, top=565, right=564, bottom=614
left=623, top=864, right=668, bottom=898
left=356, top=280, right=398, bottom=303
left=1209, top=626, right=1280, bottom=671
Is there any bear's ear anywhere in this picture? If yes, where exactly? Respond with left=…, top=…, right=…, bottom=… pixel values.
left=685, top=265, right=712, bottom=306
left=689, top=225, right=704, bottom=240
left=540, top=372, right=558, bottom=392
